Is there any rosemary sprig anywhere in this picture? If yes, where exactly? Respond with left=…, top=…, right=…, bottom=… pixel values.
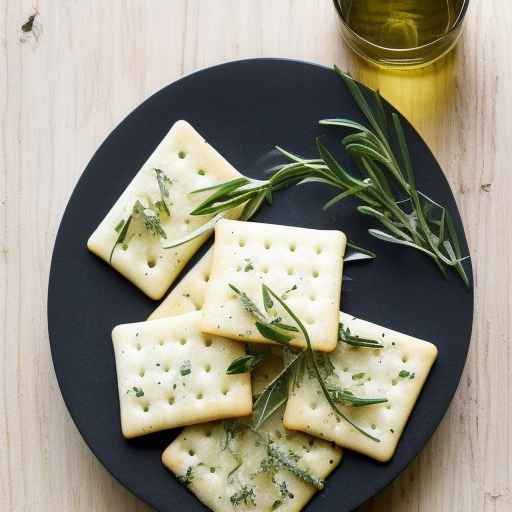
left=338, top=325, right=384, bottom=349
left=261, top=284, right=381, bottom=442
left=232, top=284, right=383, bottom=442
left=170, top=66, right=469, bottom=286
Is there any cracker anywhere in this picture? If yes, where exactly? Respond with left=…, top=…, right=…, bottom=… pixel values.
left=148, top=249, right=214, bottom=320
left=283, top=312, right=438, bottom=462
left=87, top=121, right=242, bottom=300
left=162, top=357, right=342, bottom=512
left=201, top=219, right=346, bottom=351
left=112, top=311, right=252, bottom=438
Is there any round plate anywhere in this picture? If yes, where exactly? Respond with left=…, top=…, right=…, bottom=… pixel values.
left=48, top=58, right=473, bottom=511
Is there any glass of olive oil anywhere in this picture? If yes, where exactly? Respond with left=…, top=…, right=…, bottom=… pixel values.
left=333, top=0, right=469, bottom=68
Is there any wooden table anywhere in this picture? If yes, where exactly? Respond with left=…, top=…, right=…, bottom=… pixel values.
left=1, top=1, right=511, bottom=510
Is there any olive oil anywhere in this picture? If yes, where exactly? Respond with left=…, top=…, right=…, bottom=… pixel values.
left=334, top=0, right=468, bottom=67
left=341, top=0, right=464, bottom=49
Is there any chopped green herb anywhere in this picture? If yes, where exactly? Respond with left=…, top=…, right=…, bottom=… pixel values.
left=352, top=372, right=366, bottom=380
left=281, top=284, right=297, bottom=300
left=109, top=214, right=133, bottom=262
left=244, top=258, right=254, bottom=272
left=226, top=353, right=265, bottom=375
left=177, top=466, right=193, bottom=486
left=133, top=200, right=167, bottom=239
left=399, top=370, right=410, bottom=378
left=230, top=485, right=256, bottom=507
left=180, top=360, right=191, bottom=376
left=339, top=325, right=384, bottom=348
left=127, top=386, right=144, bottom=398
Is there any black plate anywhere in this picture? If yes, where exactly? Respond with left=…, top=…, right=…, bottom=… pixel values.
left=48, top=59, right=473, bottom=511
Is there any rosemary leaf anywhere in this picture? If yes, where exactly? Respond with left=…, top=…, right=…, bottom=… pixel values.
left=226, top=354, right=265, bottom=375
left=109, top=214, right=132, bottom=262
left=339, top=324, right=384, bottom=349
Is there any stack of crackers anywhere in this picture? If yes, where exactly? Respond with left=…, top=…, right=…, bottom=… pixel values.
left=88, top=121, right=438, bottom=512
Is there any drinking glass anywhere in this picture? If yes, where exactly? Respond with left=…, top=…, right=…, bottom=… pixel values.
left=333, top=0, right=470, bottom=68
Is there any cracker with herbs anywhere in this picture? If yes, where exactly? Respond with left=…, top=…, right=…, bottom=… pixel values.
left=87, top=120, right=243, bottom=300
left=162, top=355, right=342, bottom=512
left=112, top=311, right=252, bottom=438
left=201, top=219, right=346, bottom=351
left=284, top=312, right=438, bottom=462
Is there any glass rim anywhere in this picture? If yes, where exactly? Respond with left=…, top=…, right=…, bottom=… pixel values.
left=332, top=0, right=470, bottom=53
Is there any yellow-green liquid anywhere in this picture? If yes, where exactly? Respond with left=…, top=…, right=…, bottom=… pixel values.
left=342, top=0, right=464, bottom=49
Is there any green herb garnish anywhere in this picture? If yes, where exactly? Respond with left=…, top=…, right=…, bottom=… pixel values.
left=339, top=325, right=384, bottom=348
left=127, top=386, right=144, bottom=397
left=233, top=284, right=382, bottom=442
left=174, top=66, right=469, bottom=287
left=327, top=386, right=387, bottom=407
left=133, top=200, right=167, bottom=239
left=154, top=168, right=172, bottom=216
left=244, top=258, right=254, bottom=272
left=180, top=360, right=191, bottom=376
left=226, top=354, right=265, bottom=375
left=109, top=215, right=133, bottom=262
left=399, top=370, right=415, bottom=379
left=177, top=466, right=193, bottom=486
left=230, top=485, right=256, bottom=507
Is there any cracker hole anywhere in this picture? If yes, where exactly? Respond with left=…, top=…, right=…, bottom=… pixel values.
left=198, top=169, right=206, bottom=176
left=239, top=239, right=246, bottom=247
left=188, top=449, right=195, bottom=456
left=392, top=378, right=398, bottom=386
left=287, top=268, right=294, bottom=276
left=316, top=246, right=323, bottom=255
left=143, top=405, right=149, bottom=412
left=147, top=258, right=156, bottom=268
left=309, top=294, right=316, bottom=301
left=310, top=403, right=317, bottom=410
left=159, top=339, right=164, bottom=346
left=196, top=392, right=204, bottom=400
left=402, top=355, right=408, bottom=363
left=205, top=364, right=211, bottom=373
left=386, top=404, right=392, bottom=410
left=264, top=241, right=271, bottom=249
left=204, top=274, right=210, bottom=282
left=185, top=218, right=190, bottom=225
left=204, top=339, right=213, bottom=347
left=164, top=365, right=170, bottom=373
left=136, top=342, right=142, bottom=351
left=139, top=369, right=145, bottom=377
left=222, top=388, right=229, bottom=396
left=306, top=318, right=315, bottom=325
left=371, top=423, right=376, bottom=430
left=168, top=396, right=175, bottom=405
left=178, top=150, right=186, bottom=159
left=312, top=270, right=319, bottom=278
left=236, top=265, right=242, bottom=272
left=289, top=242, right=297, bottom=252
left=179, top=338, right=187, bottom=345
left=262, top=266, right=269, bottom=274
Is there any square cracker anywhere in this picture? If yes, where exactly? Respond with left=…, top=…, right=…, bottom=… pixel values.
left=87, top=120, right=242, bottom=300
left=201, top=219, right=346, bottom=351
left=149, top=249, right=214, bottom=320
left=283, top=312, right=438, bottom=462
left=162, top=356, right=342, bottom=512
left=112, top=310, right=252, bottom=438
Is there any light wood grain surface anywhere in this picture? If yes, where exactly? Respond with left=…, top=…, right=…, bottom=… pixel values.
left=1, top=0, right=511, bottom=510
